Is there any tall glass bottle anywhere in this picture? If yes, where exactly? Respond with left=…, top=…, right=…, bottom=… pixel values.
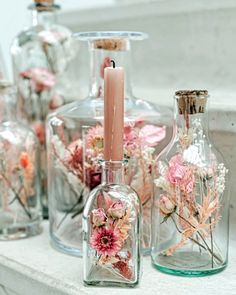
left=11, top=0, right=79, bottom=217
left=47, top=31, right=172, bottom=256
left=0, top=80, right=42, bottom=240
left=152, top=90, right=230, bottom=276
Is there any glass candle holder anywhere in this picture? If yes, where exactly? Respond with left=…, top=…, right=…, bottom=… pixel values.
left=0, top=81, right=42, bottom=240
left=83, top=160, right=142, bottom=287
left=151, top=90, right=230, bottom=276
left=47, top=31, right=172, bottom=256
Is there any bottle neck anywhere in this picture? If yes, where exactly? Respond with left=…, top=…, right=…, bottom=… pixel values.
left=101, top=161, right=125, bottom=185
left=174, top=97, right=209, bottom=138
left=88, top=41, right=133, bottom=99
left=31, top=8, right=57, bottom=27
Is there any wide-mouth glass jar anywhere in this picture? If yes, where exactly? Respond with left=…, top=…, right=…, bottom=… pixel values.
left=47, top=31, right=172, bottom=256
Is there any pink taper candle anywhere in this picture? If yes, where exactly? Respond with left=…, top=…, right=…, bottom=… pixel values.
left=104, top=60, right=124, bottom=161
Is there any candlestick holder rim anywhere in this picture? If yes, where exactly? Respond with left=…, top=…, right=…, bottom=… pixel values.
left=73, top=31, right=148, bottom=41
left=28, top=3, right=61, bottom=11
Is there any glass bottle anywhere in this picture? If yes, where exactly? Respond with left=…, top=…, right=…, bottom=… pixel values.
left=11, top=0, right=79, bottom=217
left=152, top=90, right=230, bottom=276
left=83, top=160, right=141, bottom=287
left=47, top=31, right=172, bottom=256
left=0, top=80, right=42, bottom=240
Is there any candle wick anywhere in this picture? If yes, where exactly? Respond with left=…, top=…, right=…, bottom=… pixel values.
left=110, top=60, right=115, bottom=68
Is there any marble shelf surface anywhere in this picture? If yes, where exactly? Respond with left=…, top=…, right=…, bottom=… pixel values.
left=0, top=221, right=236, bottom=295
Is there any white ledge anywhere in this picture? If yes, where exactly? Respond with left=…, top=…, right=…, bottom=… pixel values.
left=0, top=221, right=236, bottom=295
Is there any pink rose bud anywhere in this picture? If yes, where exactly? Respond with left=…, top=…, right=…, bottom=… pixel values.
left=108, top=200, right=125, bottom=219
left=92, top=208, right=107, bottom=226
left=159, top=195, right=175, bottom=215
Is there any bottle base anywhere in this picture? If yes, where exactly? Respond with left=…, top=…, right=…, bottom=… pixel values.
left=152, top=252, right=227, bottom=277
left=152, top=263, right=227, bottom=277
left=84, top=279, right=139, bottom=288
left=50, top=234, right=83, bottom=257
left=0, top=218, right=42, bottom=241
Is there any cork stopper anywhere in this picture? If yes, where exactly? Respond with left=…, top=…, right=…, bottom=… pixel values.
left=0, top=80, right=14, bottom=96
left=32, top=0, right=59, bottom=11
left=93, top=39, right=128, bottom=51
left=175, top=90, right=208, bottom=115
left=34, top=0, right=54, bottom=4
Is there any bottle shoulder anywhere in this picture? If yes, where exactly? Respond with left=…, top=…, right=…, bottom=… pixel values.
left=48, top=96, right=172, bottom=125
left=83, top=183, right=141, bottom=217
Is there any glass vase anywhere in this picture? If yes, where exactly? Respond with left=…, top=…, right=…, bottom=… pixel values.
left=47, top=31, right=172, bottom=256
left=151, top=90, right=230, bottom=276
left=11, top=0, right=79, bottom=217
left=83, top=160, right=141, bottom=287
left=0, top=81, right=42, bottom=240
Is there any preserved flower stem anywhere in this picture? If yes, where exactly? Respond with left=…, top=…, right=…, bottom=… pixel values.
left=209, top=216, right=214, bottom=268
left=0, top=172, right=32, bottom=219
left=175, top=212, right=222, bottom=264
left=56, top=189, right=84, bottom=229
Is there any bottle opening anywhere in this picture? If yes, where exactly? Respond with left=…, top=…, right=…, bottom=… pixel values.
left=175, top=90, right=209, bottom=115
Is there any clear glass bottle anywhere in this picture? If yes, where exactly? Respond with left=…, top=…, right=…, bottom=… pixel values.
left=83, top=160, right=141, bottom=287
left=0, top=80, right=42, bottom=240
left=47, top=31, right=172, bottom=256
left=152, top=90, right=230, bottom=276
left=11, top=0, right=79, bottom=217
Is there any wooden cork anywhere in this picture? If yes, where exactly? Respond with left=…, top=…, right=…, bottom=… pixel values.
left=93, top=39, right=128, bottom=51
left=34, top=0, right=54, bottom=4
left=175, top=90, right=208, bottom=115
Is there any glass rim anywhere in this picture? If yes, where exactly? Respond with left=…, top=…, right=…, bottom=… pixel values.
left=73, top=31, right=148, bottom=41
left=0, top=80, right=13, bottom=89
left=99, top=159, right=128, bottom=166
left=28, top=3, right=61, bottom=11
left=174, top=90, right=209, bottom=99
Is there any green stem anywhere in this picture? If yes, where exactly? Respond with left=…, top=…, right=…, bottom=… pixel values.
left=57, top=189, right=84, bottom=229
left=170, top=215, right=208, bottom=252
left=175, top=212, right=222, bottom=263
left=209, top=216, right=214, bottom=268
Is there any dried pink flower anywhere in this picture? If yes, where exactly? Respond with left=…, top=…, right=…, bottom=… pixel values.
left=65, top=140, right=83, bottom=174
left=33, top=121, right=45, bottom=145
left=108, top=200, right=125, bottom=219
left=20, top=68, right=55, bottom=92
left=86, top=125, right=104, bottom=150
left=90, top=227, right=121, bottom=256
left=92, top=208, right=107, bottom=227
left=167, top=154, right=195, bottom=193
left=159, top=194, right=176, bottom=215
left=112, top=260, right=133, bottom=280
left=49, top=93, right=64, bottom=110
left=139, top=125, right=166, bottom=147
left=100, top=57, right=111, bottom=79
left=123, top=125, right=139, bottom=153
